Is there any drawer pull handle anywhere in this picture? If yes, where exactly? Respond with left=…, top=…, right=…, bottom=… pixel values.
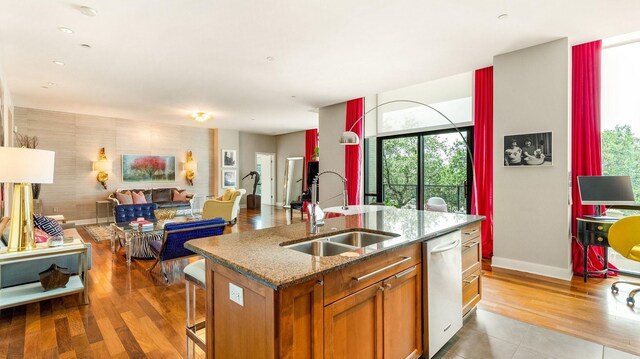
left=463, top=241, right=479, bottom=249
left=394, top=266, right=416, bottom=279
left=463, top=229, right=479, bottom=236
left=353, top=256, right=412, bottom=281
left=597, top=225, right=603, bottom=230
left=597, top=237, right=604, bottom=242
left=463, top=275, right=480, bottom=285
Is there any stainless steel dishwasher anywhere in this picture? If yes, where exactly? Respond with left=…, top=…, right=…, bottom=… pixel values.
left=423, top=230, right=462, bottom=358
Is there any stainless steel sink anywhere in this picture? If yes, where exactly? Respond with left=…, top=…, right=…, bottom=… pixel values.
left=326, top=231, right=398, bottom=247
left=287, top=241, right=357, bottom=256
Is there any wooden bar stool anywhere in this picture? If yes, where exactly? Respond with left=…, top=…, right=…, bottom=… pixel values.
left=184, top=259, right=206, bottom=358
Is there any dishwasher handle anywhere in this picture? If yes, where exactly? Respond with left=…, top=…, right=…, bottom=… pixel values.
left=429, top=239, right=460, bottom=254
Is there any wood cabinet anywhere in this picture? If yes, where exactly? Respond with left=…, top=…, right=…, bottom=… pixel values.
left=460, top=222, right=482, bottom=317
left=205, top=243, right=422, bottom=359
left=323, top=243, right=422, bottom=359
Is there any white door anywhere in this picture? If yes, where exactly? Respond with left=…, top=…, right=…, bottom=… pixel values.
left=256, top=153, right=275, bottom=205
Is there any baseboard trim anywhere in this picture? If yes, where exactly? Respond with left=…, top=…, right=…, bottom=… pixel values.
left=491, top=256, right=573, bottom=281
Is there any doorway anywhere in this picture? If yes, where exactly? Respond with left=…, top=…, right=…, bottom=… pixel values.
left=256, top=153, right=276, bottom=205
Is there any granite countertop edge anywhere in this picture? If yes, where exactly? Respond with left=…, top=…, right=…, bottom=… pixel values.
left=186, top=212, right=484, bottom=291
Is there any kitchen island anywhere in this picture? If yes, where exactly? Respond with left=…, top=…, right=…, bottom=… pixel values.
left=186, top=207, right=484, bottom=359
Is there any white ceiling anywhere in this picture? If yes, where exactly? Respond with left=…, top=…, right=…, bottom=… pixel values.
left=1, top=1, right=639, bottom=135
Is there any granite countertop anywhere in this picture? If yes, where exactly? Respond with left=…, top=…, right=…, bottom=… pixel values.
left=186, top=207, right=484, bottom=290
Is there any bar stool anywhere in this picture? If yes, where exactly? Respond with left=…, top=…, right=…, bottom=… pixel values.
left=184, top=259, right=206, bottom=358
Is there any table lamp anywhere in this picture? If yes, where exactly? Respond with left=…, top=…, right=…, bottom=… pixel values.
left=0, top=147, right=55, bottom=252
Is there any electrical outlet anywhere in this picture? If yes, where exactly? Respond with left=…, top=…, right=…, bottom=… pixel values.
left=53, top=207, right=59, bottom=213
left=229, top=282, right=244, bottom=306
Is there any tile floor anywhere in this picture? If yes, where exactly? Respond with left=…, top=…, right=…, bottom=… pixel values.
left=433, top=309, right=640, bottom=359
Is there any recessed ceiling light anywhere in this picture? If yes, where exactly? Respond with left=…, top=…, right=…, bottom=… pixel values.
left=498, top=13, right=508, bottom=20
left=58, top=27, right=74, bottom=34
left=41, top=86, right=49, bottom=89
left=80, top=44, right=91, bottom=48
left=190, top=111, right=212, bottom=123
left=251, top=118, right=256, bottom=121
left=53, top=60, right=65, bottom=66
left=46, top=82, right=56, bottom=86
left=79, top=6, right=97, bottom=17
left=291, top=95, right=296, bottom=98
left=266, top=56, right=275, bottom=61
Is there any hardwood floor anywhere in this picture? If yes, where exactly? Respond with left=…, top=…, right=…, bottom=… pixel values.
left=480, top=261, right=640, bottom=356
left=1, top=206, right=638, bottom=358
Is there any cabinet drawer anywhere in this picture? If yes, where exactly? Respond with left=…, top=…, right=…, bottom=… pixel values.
left=462, top=269, right=481, bottom=317
left=461, top=222, right=481, bottom=244
left=461, top=238, right=481, bottom=277
left=324, top=243, right=421, bottom=305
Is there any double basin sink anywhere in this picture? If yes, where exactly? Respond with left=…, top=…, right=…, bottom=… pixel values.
left=284, top=230, right=399, bottom=257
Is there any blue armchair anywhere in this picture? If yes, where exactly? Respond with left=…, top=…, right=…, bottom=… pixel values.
left=147, top=218, right=226, bottom=281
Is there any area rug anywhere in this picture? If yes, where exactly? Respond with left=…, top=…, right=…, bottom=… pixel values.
left=83, top=224, right=112, bottom=243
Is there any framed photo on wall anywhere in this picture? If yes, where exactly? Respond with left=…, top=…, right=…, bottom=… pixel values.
left=503, top=132, right=553, bottom=166
left=222, top=149, right=237, bottom=168
left=222, top=169, right=237, bottom=188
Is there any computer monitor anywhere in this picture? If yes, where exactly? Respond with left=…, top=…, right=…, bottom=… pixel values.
left=577, top=175, right=636, bottom=216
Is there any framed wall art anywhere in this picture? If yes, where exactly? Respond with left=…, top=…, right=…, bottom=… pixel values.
left=122, top=154, right=176, bottom=182
left=222, top=149, right=237, bottom=168
left=222, top=169, right=237, bottom=188
left=503, top=132, right=552, bottom=167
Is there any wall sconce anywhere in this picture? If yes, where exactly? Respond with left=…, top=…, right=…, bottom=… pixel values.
left=92, top=148, right=112, bottom=189
left=184, top=151, right=197, bottom=186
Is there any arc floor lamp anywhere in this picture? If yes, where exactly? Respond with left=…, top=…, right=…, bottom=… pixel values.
left=338, top=99, right=478, bottom=214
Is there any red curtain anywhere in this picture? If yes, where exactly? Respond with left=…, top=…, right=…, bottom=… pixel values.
left=345, top=98, right=363, bottom=205
left=304, top=129, right=318, bottom=191
left=571, top=40, right=615, bottom=276
left=472, top=67, right=494, bottom=258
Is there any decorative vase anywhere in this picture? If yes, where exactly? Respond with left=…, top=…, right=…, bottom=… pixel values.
left=32, top=183, right=41, bottom=199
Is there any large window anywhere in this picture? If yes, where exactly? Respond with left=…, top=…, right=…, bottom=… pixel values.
left=602, top=41, right=640, bottom=202
left=602, top=39, right=640, bottom=271
left=376, top=128, right=472, bottom=212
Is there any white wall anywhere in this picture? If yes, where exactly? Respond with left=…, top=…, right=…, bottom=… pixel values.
left=238, top=132, right=277, bottom=204
left=275, top=131, right=305, bottom=206
left=14, top=107, right=215, bottom=221
left=318, top=102, right=347, bottom=208
left=492, top=38, right=572, bottom=280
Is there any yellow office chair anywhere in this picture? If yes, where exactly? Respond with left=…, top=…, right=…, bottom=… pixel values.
left=609, top=215, right=640, bottom=306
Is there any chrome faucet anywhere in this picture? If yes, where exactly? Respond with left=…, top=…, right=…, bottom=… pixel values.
left=310, top=170, right=348, bottom=234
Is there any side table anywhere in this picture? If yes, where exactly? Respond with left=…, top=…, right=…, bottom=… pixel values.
left=0, top=238, right=89, bottom=309
left=96, top=200, right=113, bottom=224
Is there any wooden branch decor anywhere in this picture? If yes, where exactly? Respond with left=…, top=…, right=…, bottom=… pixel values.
left=38, top=264, right=71, bottom=291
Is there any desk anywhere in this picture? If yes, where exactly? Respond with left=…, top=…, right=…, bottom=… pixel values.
left=577, top=217, right=616, bottom=282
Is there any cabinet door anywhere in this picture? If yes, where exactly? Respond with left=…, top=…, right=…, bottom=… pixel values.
left=382, top=265, right=422, bottom=359
left=279, top=278, right=324, bottom=359
left=324, top=283, right=384, bottom=359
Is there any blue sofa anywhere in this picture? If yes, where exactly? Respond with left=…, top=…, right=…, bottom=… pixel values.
left=0, top=218, right=92, bottom=288
left=113, top=203, right=158, bottom=225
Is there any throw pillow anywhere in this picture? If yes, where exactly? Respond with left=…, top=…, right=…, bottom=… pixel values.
left=115, top=190, right=133, bottom=205
left=222, top=189, right=234, bottom=201
left=33, top=214, right=64, bottom=237
left=173, top=190, right=189, bottom=202
left=132, top=191, right=147, bottom=204
left=34, top=228, right=50, bottom=244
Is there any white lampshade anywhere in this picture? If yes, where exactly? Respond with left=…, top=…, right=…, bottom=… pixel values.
left=0, top=147, right=55, bottom=183
left=339, top=131, right=360, bottom=145
left=184, top=160, right=197, bottom=172
left=92, top=159, right=113, bottom=172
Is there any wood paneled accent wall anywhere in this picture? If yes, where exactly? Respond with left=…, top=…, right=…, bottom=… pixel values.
left=14, top=107, right=217, bottom=221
